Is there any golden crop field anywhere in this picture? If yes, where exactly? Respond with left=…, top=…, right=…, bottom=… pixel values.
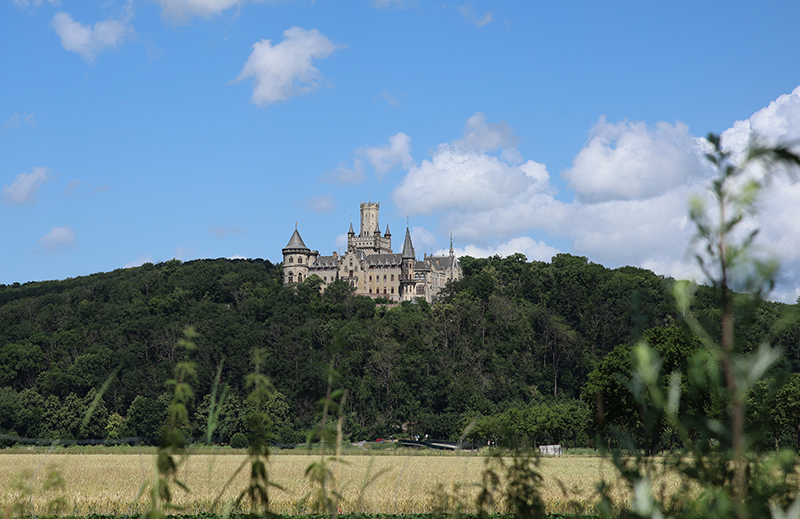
left=0, top=451, right=673, bottom=516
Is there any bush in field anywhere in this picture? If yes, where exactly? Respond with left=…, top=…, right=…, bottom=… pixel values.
left=230, top=432, right=249, bottom=449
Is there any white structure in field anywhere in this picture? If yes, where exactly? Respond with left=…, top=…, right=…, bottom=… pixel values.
left=282, top=202, right=462, bottom=303
left=539, top=445, right=563, bottom=456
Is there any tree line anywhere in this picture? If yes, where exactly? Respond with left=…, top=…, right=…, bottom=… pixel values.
left=0, top=253, right=798, bottom=447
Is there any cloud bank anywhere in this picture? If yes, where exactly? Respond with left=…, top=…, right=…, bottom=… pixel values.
left=385, top=88, right=800, bottom=302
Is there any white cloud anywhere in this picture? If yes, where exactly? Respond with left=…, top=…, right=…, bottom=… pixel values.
left=563, top=117, right=710, bottom=203
left=208, top=225, right=244, bottom=238
left=380, top=89, right=402, bottom=106
left=748, top=86, right=800, bottom=143
left=12, top=0, right=58, bottom=8
left=359, top=132, right=415, bottom=175
left=410, top=226, right=438, bottom=253
left=323, top=159, right=366, bottom=184
left=454, top=237, right=560, bottom=263
left=335, top=233, right=348, bottom=252
left=712, top=86, right=800, bottom=300
left=36, top=226, right=76, bottom=255
left=567, top=188, right=696, bottom=269
left=232, top=27, right=341, bottom=107
left=392, top=113, right=541, bottom=215
left=302, top=194, right=337, bottom=213
left=228, top=254, right=248, bottom=260
left=371, top=0, right=414, bottom=8
left=52, top=11, right=134, bottom=62
left=458, top=4, right=493, bottom=27
left=326, top=133, right=414, bottom=184
left=174, top=247, right=192, bottom=260
left=152, top=0, right=268, bottom=22
left=392, top=149, right=549, bottom=215
left=720, top=86, right=800, bottom=163
left=3, top=167, right=51, bottom=205
left=3, top=113, right=35, bottom=131
left=125, top=255, right=153, bottom=268
left=64, top=179, right=82, bottom=196
left=455, top=112, right=517, bottom=152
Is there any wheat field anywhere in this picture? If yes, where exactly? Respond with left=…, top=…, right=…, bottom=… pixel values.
left=0, top=450, right=663, bottom=515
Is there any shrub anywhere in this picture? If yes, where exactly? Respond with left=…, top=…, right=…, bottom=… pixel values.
left=230, top=432, right=249, bottom=449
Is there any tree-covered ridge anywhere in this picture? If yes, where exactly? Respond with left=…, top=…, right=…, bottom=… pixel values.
left=0, top=253, right=797, bottom=444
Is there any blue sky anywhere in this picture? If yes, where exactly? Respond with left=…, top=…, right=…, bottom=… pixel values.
left=3, top=0, right=800, bottom=301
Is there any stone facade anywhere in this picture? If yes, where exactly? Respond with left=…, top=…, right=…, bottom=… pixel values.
left=282, top=202, right=462, bottom=303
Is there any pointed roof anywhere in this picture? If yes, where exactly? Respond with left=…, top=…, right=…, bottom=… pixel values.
left=374, top=221, right=381, bottom=234
left=283, top=228, right=309, bottom=251
left=385, top=224, right=391, bottom=236
left=348, top=222, right=355, bottom=235
left=402, top=227, right=415, bottom=259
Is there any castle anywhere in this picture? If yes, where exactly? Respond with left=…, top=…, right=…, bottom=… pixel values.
left=282, top=202, right=462, bottom=303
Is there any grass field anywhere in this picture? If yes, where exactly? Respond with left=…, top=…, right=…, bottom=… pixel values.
left=0, top=450, right=659, bottom=516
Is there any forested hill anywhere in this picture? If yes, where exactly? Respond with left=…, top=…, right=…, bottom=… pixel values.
left=1, top=254, right=798, bottom=444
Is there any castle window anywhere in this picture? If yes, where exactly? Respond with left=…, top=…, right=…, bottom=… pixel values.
left=391, top=274, right=394, bottom=281
left=288, top=257, right=293, bottom=263
left=323, top=276, right=327, bottom=282
left=383, top=275, right=387, bottom=281
left=391, top=287, right=394, bottom=294
left=299, top=257, right=303, bottom=263
left=369, top=275, right=372, bottom=281
left=288, top=273, right=294, bottom=283
left=383, top=288, right=387, bottom=294
left=298, top=273, right=303, bottom=282
left=369, top=288, right=372, bottom=294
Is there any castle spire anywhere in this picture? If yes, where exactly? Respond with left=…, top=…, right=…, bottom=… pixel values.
left=402, top=226, right=415, bottom=259
left=284, top=227, right=308, bottom=250
left=449, top=231, right=454, bottom=256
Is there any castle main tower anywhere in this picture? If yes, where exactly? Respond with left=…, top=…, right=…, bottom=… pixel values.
left=359, top=202, right=380, bottom=237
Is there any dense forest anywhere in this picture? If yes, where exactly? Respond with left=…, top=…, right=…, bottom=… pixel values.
left=1, top=254, right=798, bottom=448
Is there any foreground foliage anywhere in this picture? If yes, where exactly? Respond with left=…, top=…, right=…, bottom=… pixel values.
left=595, top=135, right=800, bottom=519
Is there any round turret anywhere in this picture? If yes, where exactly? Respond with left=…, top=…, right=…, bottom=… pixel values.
left=282, top=227, right=311, bottom=284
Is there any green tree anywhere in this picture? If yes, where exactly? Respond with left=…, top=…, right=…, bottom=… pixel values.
left=79, top=388, right=109, bottom=439
left=105, top=413, right=125, bottom=440
left=126, top=395, right=168, bottom=440
left=770, top=373, right=800, bottom=450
